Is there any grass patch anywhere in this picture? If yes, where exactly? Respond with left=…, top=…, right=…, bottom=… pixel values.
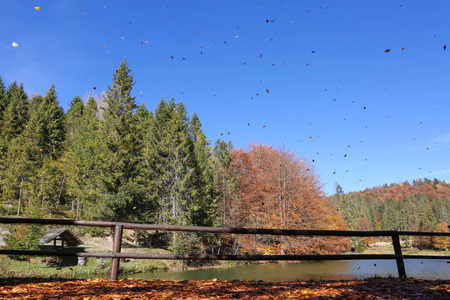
left=1, top=246, right=174, bottom=279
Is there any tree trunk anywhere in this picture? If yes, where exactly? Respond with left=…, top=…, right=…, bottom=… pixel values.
left=17, top=178, right=24, bottom=216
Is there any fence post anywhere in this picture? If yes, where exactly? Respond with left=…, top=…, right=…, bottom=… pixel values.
left=110, top=223, right=123, bottom=280
left=391, top=232, right=406, bottom=279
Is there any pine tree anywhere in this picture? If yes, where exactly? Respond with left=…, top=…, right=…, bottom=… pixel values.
left=212, top=139, right=237, bottom=227
left=94, top=58, right=150, bottom=223
left=35, top=85, right=65, bottom=160
left=29, top=94, right=43, bottom=116
left=0, top=77, right=11, bottom=135
left=148, top=99, right=196, bottom=226
left=0, top=81, right=30, bottom=213
left=2, top=115, right=41, bottom=216
left=189, top=113, right=218, bottom=227
left=5, top=82, right=29, bottom=135
left=66, top=96, right=84, bottom=143
left=0, top=82, right=29, bottom=155
left=144, top=99, right=198, bottom=254
left=0, top=76, right=7, bottom=118
left=65, top=97, right=102, bottom=220
left=135, top=104, right=158, bottom=223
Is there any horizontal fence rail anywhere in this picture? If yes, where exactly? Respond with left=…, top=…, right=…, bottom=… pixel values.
left=0, top=218, right=449, bottom=280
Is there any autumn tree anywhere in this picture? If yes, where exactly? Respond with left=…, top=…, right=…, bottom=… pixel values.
left=230, top=144, right=348, bottom=255
left=433, top=221, right=450, bottom=250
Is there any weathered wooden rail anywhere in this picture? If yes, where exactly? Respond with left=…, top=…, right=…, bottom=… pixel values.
left=0, top=217, right=449, bottom=280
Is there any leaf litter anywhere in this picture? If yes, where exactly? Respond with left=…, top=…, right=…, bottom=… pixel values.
left=0, top=277, right=448, bottom=299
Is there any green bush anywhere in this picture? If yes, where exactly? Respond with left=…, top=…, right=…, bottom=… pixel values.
left=4, top=224, right=43, bottom=260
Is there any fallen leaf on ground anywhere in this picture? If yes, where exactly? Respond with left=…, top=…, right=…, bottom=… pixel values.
left=0, top=277, right=448, bottom=299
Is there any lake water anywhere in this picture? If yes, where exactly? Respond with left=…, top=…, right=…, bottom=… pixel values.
left=120, top=259, right=450, bottom=282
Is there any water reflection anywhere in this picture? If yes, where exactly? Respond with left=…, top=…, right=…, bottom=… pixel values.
left=120, top=259, right=449, bottom=282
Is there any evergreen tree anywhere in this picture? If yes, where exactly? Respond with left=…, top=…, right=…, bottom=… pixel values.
left=0, top=82, right=29, bottom=155
left=35, top=85, right=65, bottom=160
left=0, top=76, right=7, bottom=119
left=29, top=94, right=43, bottom=116
left=381, top=198, right=399, bottom=230
left=94, top=58, right=150, bottom=223
left=212, top=139, right=237, bottom=226
left=148, top=99, right=196, bottom=226
left=2, top=114, right=41, bottom=216
left=65, top=97, right=102, bottom=220
left=0, top=81, right=30, bottom=212
left=189, top=113, right=218, bottom=227
left=5, top=82, right=29, bottom=135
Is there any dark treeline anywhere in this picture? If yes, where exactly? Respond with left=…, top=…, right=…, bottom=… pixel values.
left=0, top=59, right=347, bottom=256
left=333, top=179, right=450, bottom=250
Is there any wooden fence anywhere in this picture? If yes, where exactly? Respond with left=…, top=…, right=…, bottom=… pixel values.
left=0, top=217, right=449, bottom=280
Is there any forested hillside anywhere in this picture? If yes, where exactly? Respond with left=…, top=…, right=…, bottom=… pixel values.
left=333, top=179, right=450, bottom=249
left=0, top=59, right=346, bottom=255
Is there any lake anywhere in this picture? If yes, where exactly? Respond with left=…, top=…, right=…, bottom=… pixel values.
left=120, top=259, right=450, bottom=282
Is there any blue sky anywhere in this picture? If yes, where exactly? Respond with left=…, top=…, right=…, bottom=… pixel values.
left=1, top=0, right=449, bottom=195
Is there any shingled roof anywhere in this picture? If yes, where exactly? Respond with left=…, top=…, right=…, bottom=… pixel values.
left=39, top=228, right=83, bottom=246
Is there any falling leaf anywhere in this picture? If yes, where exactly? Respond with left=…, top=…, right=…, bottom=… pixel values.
left=12, top=42, right=18, bottom=47
left=385, top=49, right=391, bottom=52
left=103, top=44, right=106, bottom=47
left=444, top=45, right=447, bottom=51
left=34, top=7, right=41, bottom=11
left=401, top=47, right=405, bottom=51
left=84, top=12, right=87, bottom=14
left=266, top=89, right=269, bottom=93
left=93, top=87, right=97, bottom=90
left=262, top=125, right=266, bottom=127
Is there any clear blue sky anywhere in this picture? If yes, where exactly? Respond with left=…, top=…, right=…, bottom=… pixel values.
left=1, top=0, right=449, bottom=195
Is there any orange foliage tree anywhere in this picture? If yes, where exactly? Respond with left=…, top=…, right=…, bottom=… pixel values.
left=229, top=144, right=348, bottom=255
left=433, top=222, right=450, bottom=250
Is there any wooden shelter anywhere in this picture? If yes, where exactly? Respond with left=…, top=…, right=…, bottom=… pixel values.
left=39, top=228, right=83, bottom=249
